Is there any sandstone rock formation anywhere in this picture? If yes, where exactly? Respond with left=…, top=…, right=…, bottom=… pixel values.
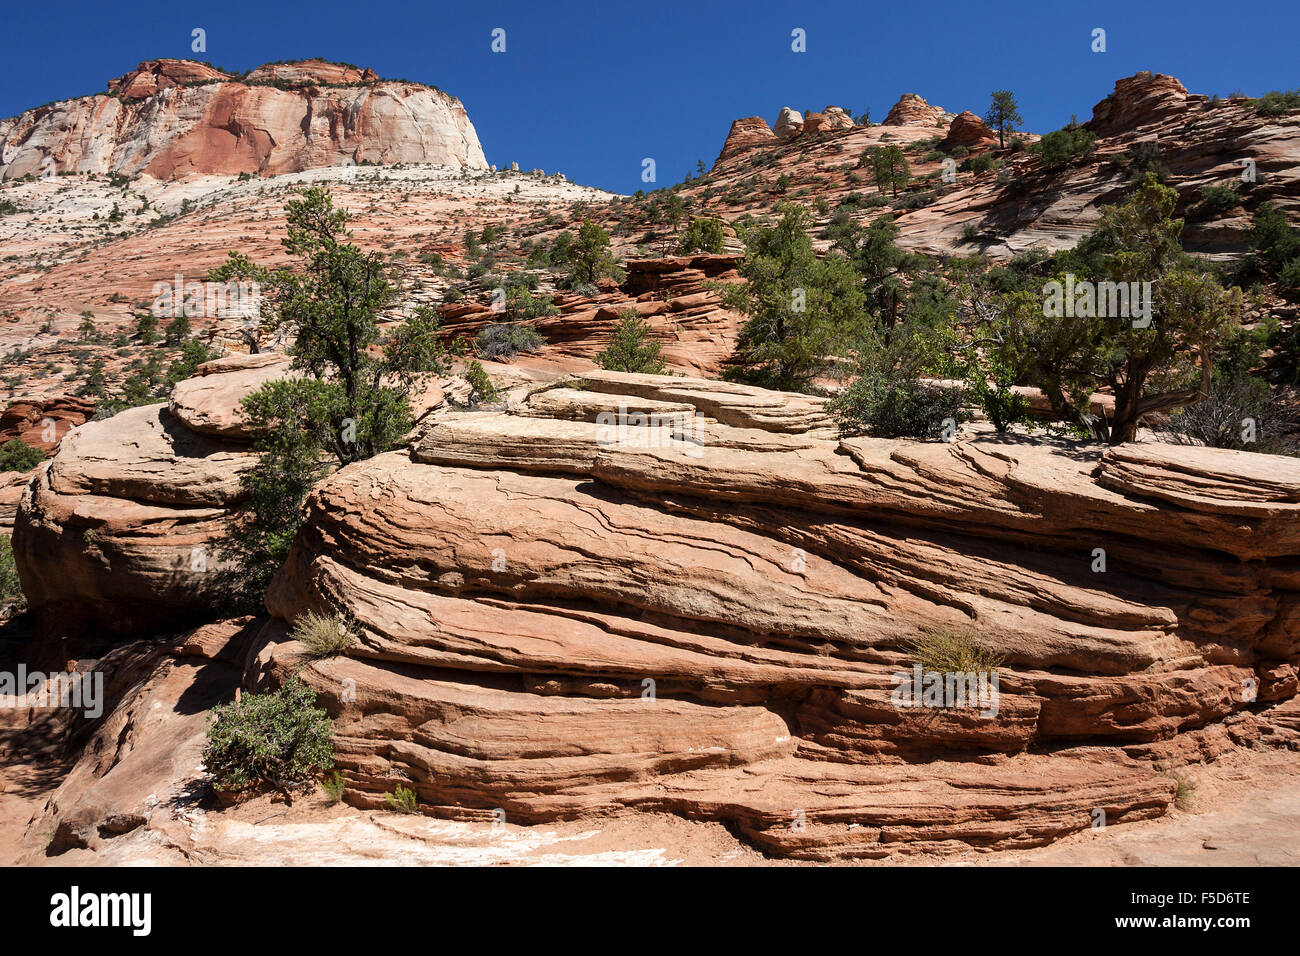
left=882, top=93, right=952, bottom=127
left=1087, top=71, right=1191, bottom=138
left=224, top=371, right=1299, bottom=859
left=11, top=353, right=290, bottom=635
left=436, top=254, right=746, bottom=376
left=0, top=395, right=94, bottom=452
left=774, top=107, right=805, bottom=141
left=940, top=110, right=997, bottom=151
left=0, top=59, right=488, bottom=181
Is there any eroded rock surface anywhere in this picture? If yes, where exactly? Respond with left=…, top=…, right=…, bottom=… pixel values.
left=234, top=373, right=1300, bottom=859
left=0, top=59, right=488, bottom=181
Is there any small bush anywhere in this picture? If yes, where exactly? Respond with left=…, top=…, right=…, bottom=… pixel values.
left=292, top=610, right=357, bottom=658
left=476, top=323, right=544, bottom=361
left=385, top=784, right=418, bottom=813
left=0, top=534, right=24, bottom=608
left=1031, top=124, right=1097, bottom=169
left=677, top=216, right=726, bottom=254
left=1197, top=185, right=1243, bottom=217
left=595, top=310, right=667, bottom=374
left=202, top=676, right=334, bottom=794
left=906, top=627, right=1004, bottom=675
left=829, top=376, right=969, bottom=440
left=321, top=770, right=346, bottom=805
left=1251, top=90, right=1300, bottom=117
left=960, top=153, right=998, bottom=175
left=0, top=438, right=45, bottom=473
left=464, top=360, right=501, bottom=406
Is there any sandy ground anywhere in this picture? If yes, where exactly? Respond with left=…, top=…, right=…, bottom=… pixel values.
left=3, top=743, right=1296, bottom=868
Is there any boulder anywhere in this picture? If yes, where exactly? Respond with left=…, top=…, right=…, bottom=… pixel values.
left=774, top=107, right=804, bottom=141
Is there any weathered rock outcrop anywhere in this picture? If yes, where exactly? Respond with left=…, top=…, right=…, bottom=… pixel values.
left=11, top=353, right=290, bottom=634
left=0, top=395, right=94, bottom=452
left=774, top=107, right=805, bottom=141
left=714, top=116, right=778, bottom=166
left=436, top=254, right=746, bottom=376
left=1087, top=71, right=1191, bottom=138
left=940, top=110, right=997, bottom=150
left=0, top=59, right=488, bottom=181
left=882, top=93, right=952, bottom=127
left=224, top=372, right=1300, bottom=859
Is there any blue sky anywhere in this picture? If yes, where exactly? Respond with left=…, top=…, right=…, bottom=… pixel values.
left=3, top=0, right=1297, bottom=194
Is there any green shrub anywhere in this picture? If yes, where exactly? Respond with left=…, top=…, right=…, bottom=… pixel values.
left=676, top=216, right=727, bottom=254
left=501, top=285, right=557, bottom=322
left=464, top=360, right=501, bottom=406
left=292, top=610, right=357, bottom=658
left=1251, top=90, right=1300, bottom=117
left=321, top=770, right=346, bottom=805
left=0, top=439, right=45, bottom=473
left=828, top=376, right=969, bottom=439
left=202, top=676, right=334, bottom=794
left=960, top=153, right=998, bottom=175
left=1031, top=124, right=1097, bottom=169
left=0, top=534, right=24, bottom=607
left=385, top=784, right=418, bottom=813
left=595, top=310, right=667, bottom=374
left=476, top=323, right=544, bottom=361
left=1197, top=185, right=1243, bottom=216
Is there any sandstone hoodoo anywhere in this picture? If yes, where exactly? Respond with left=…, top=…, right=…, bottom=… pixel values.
left=0, top=58, right=488, bottom=180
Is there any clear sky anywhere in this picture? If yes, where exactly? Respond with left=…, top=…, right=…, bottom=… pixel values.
left=3, top=0, right=1297, bottom=194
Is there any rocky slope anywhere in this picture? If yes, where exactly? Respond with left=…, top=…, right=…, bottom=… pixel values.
left=694, top=72, right=1299, bottom=261
left=13, top=360, right=1300, bottom=860
left=0, top=58, right=488, bottom=181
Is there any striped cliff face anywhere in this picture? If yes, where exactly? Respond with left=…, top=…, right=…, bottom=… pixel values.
left=0, top=60, right=488, bottom=182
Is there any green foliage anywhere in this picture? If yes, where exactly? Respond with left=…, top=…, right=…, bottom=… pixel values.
left=213, top=188, right=449, bottom=601
left=464, top=360, right=501, bottom=406
left=1250, top=89, right=1300, bottom=117
left=565, top=220, right=622, bottom=286
left=501, top=285, right=558, bottom=322
left=1196, top=185, right=1243, bottom=217
left=595, top=310, right=667, bottom=374
left=548, top=230, right=574, bottom=266
left=963, top=350, right=1029, bottom=432
left=718, top=203, right=866, bottom=390
left=829, top=372, right=968, bottom=440
left=1031, top=122, right=1097, bottom=169
left=321, top=770, right=346, bottom=805
left=291, top=610, right=357, bottom=658
left=167, top=338, right=221, bottom=386
left=984, top=90, right=1023, bottom=148
left=135, top=313, right=160, bottom=344
left=163, top=314, right=191, bottom=345
left=0, top=534, right=24, bottom=608
left=676, top=216, right=726, bottom=254
left=863, top=145, right=911, bottom=197
left=476, top=322, right=544, bottom=361
left=225, top=382, right=333, bottom=603
left=1251, top=202, right=1300, bottom=289
left=976, top=175, right=1245, bottom=443
left=202, top=675, right=333, bottom=794
left=961, top=153, right=998, bottom=175
left=385, top=785, right=418, bottom=813
left=0, top=438, right=45, bottom=473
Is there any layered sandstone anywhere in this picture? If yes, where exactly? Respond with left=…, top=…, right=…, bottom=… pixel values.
left=0, top=59, right=488, bottom=181
left=230, top=373, right=1299, bottom=859
left=715, top=116, right=778, bottom=165
left=882, top=93, right=953, bottom=127
left=941, top=110, right=997, bottom=150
